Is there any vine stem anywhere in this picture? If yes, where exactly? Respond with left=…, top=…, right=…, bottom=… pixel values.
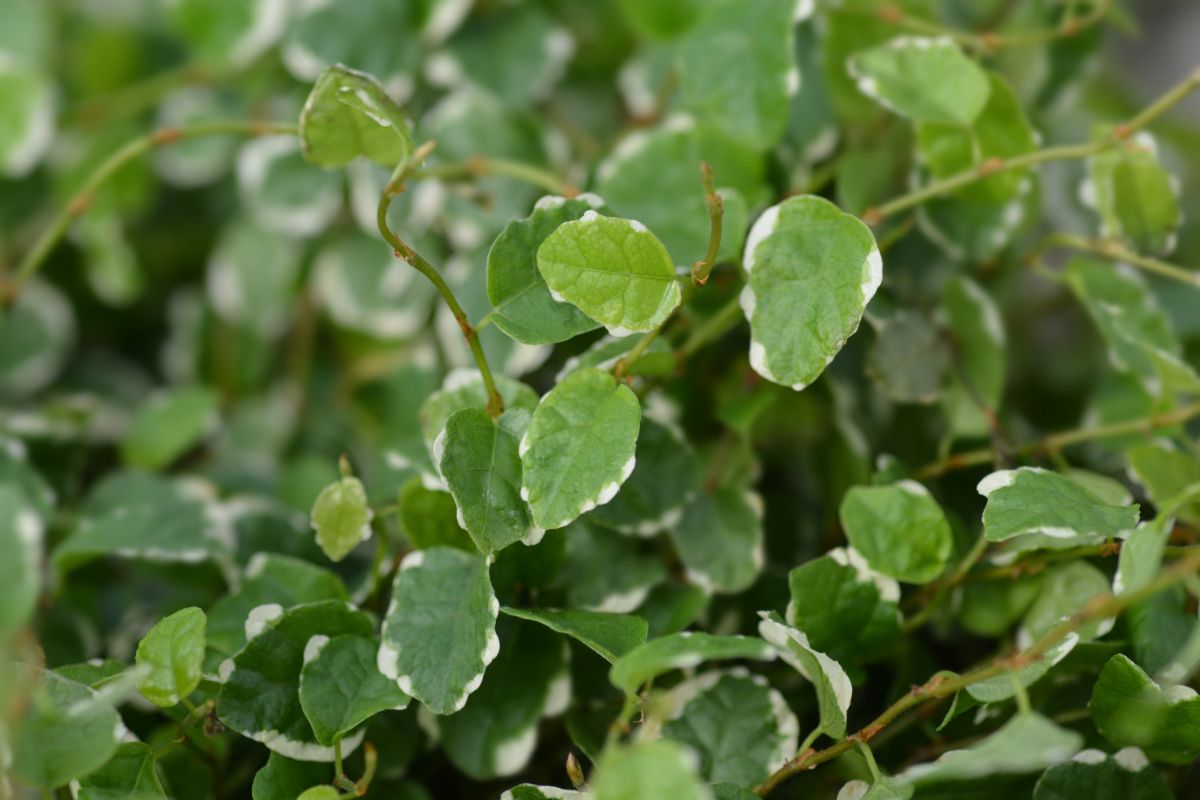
left=1031, top=232, right=1200, bottom=288
left=378, top=143, right=503, bottom=417
left=754, top=545, right=1200, bottom=796
left=7, top=120, right=299, bottom=298
left=864, top=63, right=1200, bottom=223
left=917, top=401, right=1200, bottom=479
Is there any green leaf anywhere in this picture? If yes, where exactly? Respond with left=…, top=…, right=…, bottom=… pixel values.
left=252, top=753, right=329, bottom=800
left=865, top=310, right=950, bottom=404
left=378, top=547, right=500, bottom=715
left=313, top=231, right=434, bottom=340
left=557, top=519, right=667, bottom=612
left=1089, top=653, right=1200, bottom=764
left=593, top=739, right=709, bottom=800
left=299, top=634, right=410, bottom=746
left=300, top=64, right=413, bottom=168
left=500, top=606, right=649, bottom=663
left=662, top=671, right=798, bottom=786
left=536, top=212, right=681, bottom=336
left=941, top=277, right=1006, bottom=438
left=397, top=478, right=477, bottom=552
left=310, top=474, right=373, bottom=562
left=420, top=369, right=540, bottom=453
left=0, top=280, right=76, bottom=397
left=677, top=0, right=801, bottom=149
left=898, top=712, right=1082, bottom=785
left=120, top=385, right=218, bottom=470
left=978, top=467, right=1140, bottom=544
left=0, top=435, right=55, bottom=519
left=165, top=0, right=284, bottom=69
left=206, top=220, right=303, bottom=336
left=617, top=0, right=707, bottom=40
left=741, top=195, right=882, bottom=390
left=7, top=666, right=124, bottom=789
left=437, top=617, right=568, bottom=779
left=670, top=487, right=764, bottom=594
left=487, top=195, right=607, bottom=344
left=502, top=787, right=587, bottom=800
left=0, top=60, right=54, bottom=177
left=839, top=480, right=953, bottom=584
left=592, top=416, right=702, bottom=535
left=217, top=600, right=374, bottom=760
left=964, top=636, right=1077, bottom=704
left=758, top=611, right=852, bottom=738
left=1127, top=441, right=1200, bottom=526
left=73, top=742, right=168, bottom=800
left=237, top=135, right=343, bottom=237
left=296, top=788, right=340, bottom=800
left=847, top=36, right=990, bottom=126
left=610, top=632, right=775, bottom=695
left=1022, top=561, right=1113, bottom=642
left=135, top=606, right=206, bottom=707
left=520, top=368, right=642, bottom=530
left=1087, top=135, right=1182, bottom=255
left=557, top=333, right=676, bottom=381
left=0, top=484, right=42, bottom=640
left=834, top=778, right=913, bottom=800
left=438, top=407, right=536, bottom=553
left=1033, top=747, right=1171, bottom=799
left=787, top=547, right=902, bottom=664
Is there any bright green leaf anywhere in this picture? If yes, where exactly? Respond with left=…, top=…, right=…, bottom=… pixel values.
left=135, top=606, right=206, bottom=707
left=74, top=742, right=168, bottom=800
left=839, top=480, right=953, bottom=584
left=1089, top=653, right=1200, bottom=764
left=300, top=64, right=413, bottom=168
left=593, top=738, right=709, bottom=800
left=847, top=36, right=990, bottom=126
left=121, top=385, right=218, bottom=470
left=310, top=474, right=373, bottom=562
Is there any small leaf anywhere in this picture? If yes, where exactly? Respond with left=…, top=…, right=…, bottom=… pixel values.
left=741, top=195, right=881, bottom=390
left=898, top=713, right=1082, bottom=785
left=520, top=368, right=641, bottom=530
left=611, top=632, right=775, bottom=695
left=839, top=480, right=953, bottom=584
left=135, top=606, right=206, bottom=708
left=73, top=742, right=168, bottom=800
left=299, top=634, right=410, bottom=746
left=310, top=474, right=373, bottom=562
left=847, top=36, right=990, bottom=126
left=593, top=739, right=709, bottom=800
left=0, top=484, right=42, bottom=640
left=120, top=385, right=219, bottom=470
left=758, top=611, right=851, bottom=738
left=501, top=606, right=649, bottom=663
left=537, top=212, right=682, bottom=336
left=978, top=467, right=1139, bottom=544
left=439, top=407, right=536, bottom=553
left=378, top=547, right=500, bottom=715
left=1033, top=747, right=1171, bottom=799
left=300, top=64, right=413, bottom=168
left=670, top=486, right=764, bottom=594
left=1089, top=653, right=1200, bottom=764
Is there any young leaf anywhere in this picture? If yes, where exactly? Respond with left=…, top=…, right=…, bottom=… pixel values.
left=0, top=484, right=42, bottom=640
left=135, top=606, right=207, bottom=707
left=839, top=480, right=953, bottom=584
left=120, top=385, right=219, bottom=470
left=592, top=738, right=709, bottom=800
left=487, top=195, right=608, bottom=345
left=310, top=474, right=373, bottom=562
left=377, top=547, right=500, bottom=715
left=217, top=601, right=374, bottom=761
left=299, top=64, right=413, bottom=167
left=501, top=606, right=649, bottom=663
left=758, top=611, right=852, bottom=738
left=847, top=36, right=990, bottom=126
left=978, top=467, right=1139, bottom=544
left=1089, top=653, right=1200, bottom=764
left=670, top=487, right=764, bottom=594
left=298, top=634, right=409, bottom=746
left=520, top=368, right=641, bottom=530
left=741, top=195, right=882, bottom=390
left=73, top=742, right=168, bottom=799
left=438, top=407, right=536, bottom=553
left=536, top=212, right=682, bottom=336
left=610, top=632, right=775, bottom=695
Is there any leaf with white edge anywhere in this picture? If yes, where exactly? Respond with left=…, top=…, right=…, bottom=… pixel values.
left=1022, top=561, right=1114, bottom=643
left=120, top=385, right=219, bottom=470
left=0, top=484, right=42, bottom=640
left=298, top=634, right=410, bottom=746
left=846, top=36, right=990, bottom=126
left=502, top=786, right=588, bottom=800
left=164, top=0, right=285, bottom=69
left=251, top=753, right=329, bottom=800
left=741, top=195, right=881, bottom=390
left=520, top=368, right=641, bottom=530
left=1127, top=441, right=1200, bottom=526
left=839, top=481, right=953, bottom=585
left=300, top=64, right=413, bottom=168
left=1089, top=653, right=1200, bottom=764
left=0, top=60, right=54, bottom=178
left=313, top=231, right=434, bottom=340
left=536, top=212, right=681, bottom=336
left=7, top=666, right=124, bottom=789
left=978, top=467, right=1140, bottom=544
left=836, top=778, right=913, bottom=800
left=74, top=741, right=168, bottom=800
left=438, top=617, right=568, bottom=779
left=217, top=601, right=373, bottom=761
left=487, top=195, right=607, bottom=344
left=662, top=670, right=798, bottom=786
left=898, top=712, right=1082, bottom=786
left=439, top=407, right=536, bottom=553
left=135, top=606, right=206, bottom=707
left=206, top=218, right=303, bottom=338
left=865, top=310, right=950, bottom=404
left=965, top=636, right=1078, bottom=704
left=237, top=135, right=343, bottom=238
left=310, top=474, right=373, bottom=562
left=1087, top=134, right=1182, bottom=256
left=610, top=632, right=775, bottom=695
left=0, top=279, right=76, bottom=397
left=677, top=0, right=801, bottom=149
left=53, top=472, right=233, bottom=574
left=590, top=416, right=702, bottom=536
left=593, top=738, right=710, bottom=800
left=787, top=547, right=902, bottom=664
left=670, top=487, right=764, bottom=594
left=1033, top=746, right=1170, bottom=799
left=557, top=519, right=667, bottom=612
left=0, top=435, right=56, bottom=519
left=501, top=606, right=648, bottom=663
left=378, top=546, right=500, bottom=715
left=420, top=368, right=540, bottom=452
left=758, top=611, right=851, bottom=738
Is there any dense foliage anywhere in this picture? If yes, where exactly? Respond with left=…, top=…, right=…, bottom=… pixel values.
left=3, top=1, right=1200, bottom=798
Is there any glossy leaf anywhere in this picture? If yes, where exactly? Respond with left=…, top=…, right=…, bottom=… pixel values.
left=300, top=64, right=413, bottom=168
